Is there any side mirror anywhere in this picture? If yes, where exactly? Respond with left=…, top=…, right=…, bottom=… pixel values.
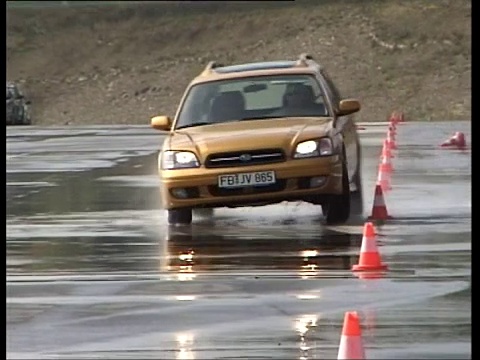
left=336, top=99, right=361, bottom=117
left=151, top=115, right=172, bottom=131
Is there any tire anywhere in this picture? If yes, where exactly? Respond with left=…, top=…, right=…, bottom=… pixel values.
left=324, top=162, right=351, bottom=225
left=16, top=107, right=25, bottom=125
left=168, top=208, right=192, bottom=225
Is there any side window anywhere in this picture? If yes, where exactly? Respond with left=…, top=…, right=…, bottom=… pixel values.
left=320, top=71, right=342, bottom=107
left=316, top=74, right=335, bottom=112
left=176, top=83, right=218, bottom=126
left=306, top=77, right=327, bottom=106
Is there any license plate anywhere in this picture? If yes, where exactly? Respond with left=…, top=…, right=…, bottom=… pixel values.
left=218, top=171, right=276, bottom=188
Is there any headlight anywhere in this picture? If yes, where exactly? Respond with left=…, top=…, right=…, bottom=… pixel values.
left=294, top=138, right=333, bottom=158
left=161, top=150, right=200, bottom=169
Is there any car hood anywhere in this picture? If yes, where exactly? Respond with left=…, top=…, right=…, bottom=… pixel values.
left=165, top=117, right=335, bottom=161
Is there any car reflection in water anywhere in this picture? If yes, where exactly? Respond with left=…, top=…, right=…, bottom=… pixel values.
left=159, top=225, right=362, bottom=359
left=160, top=225, right=361, bottom=277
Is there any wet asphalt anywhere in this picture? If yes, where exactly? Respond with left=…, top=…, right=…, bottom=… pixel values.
left=6, top=121, right=471, bottom=359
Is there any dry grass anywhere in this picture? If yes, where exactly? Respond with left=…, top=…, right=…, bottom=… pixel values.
left=6, top=0, right=471, bottom=125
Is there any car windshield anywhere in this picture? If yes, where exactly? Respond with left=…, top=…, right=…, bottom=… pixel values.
left=174, top=74, right=329, bottom=130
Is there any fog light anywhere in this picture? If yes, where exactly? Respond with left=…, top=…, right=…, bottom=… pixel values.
left=171, top=188, right=189, bottom=199
left=310, top=176, right=327, bottom=188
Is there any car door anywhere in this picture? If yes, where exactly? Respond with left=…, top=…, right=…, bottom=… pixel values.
left=318, top=71, right=358, bottom=183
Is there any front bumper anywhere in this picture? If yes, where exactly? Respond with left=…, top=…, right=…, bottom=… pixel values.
left=159, top=155, right=343, bottom=209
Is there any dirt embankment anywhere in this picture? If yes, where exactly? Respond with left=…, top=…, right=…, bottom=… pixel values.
left=6, top=0, right=471, bottom=126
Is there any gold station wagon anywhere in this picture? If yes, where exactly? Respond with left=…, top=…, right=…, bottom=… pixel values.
left=151, top=54, right=363, bottom=225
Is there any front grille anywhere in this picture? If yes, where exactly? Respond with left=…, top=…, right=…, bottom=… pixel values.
left=208, top=180, right=287, bottom=197
left=205, top=148, right=286, bottom=168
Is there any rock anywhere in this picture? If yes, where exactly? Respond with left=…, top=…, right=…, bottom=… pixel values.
left=140, top=86, right=150, bottom=94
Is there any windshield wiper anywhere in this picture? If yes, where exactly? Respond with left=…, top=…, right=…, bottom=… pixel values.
left=243, top=114, right=329, bottom=120
left=241, top=115, right=283, bottom=121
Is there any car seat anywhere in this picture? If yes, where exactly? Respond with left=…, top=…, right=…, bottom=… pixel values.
left=209, top=91, right=246, bottom=122
left=282, top=83, right=327, bottom=115
left=282, top=83, right=315, bottom=107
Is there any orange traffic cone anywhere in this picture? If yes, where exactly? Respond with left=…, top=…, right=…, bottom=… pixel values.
left=377, top=165, right=391, bottom=192
left=380, top=139, right=394, bottom=159
left=352, top=222, right=388, bottom=272
left=337, top=311, right=366, bottom=360
left=368, top=184, right=392, bottom=220
left=440, top=131, right=466, bottom=149
left=386, top=129, right=397, bottom=150
left=379, top=152, right=393, bottom=174
left=353, top=223, right=385, bottom=278
left=388, top=112, right=398, bottom=125
left=354, top=270, right=385, bottom=280
left=389, top=124, right=397, bottom=136
left=363, top=222, right=376, bottom=237
left=390, top=111, right=405, bottom=124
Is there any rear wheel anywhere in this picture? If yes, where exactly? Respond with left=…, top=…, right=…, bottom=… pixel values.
left=323, top=162, right=351, bottom=225
left=168, top=208, right=192, bottom=225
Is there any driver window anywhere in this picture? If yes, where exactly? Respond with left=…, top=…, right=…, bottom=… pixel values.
left=179, top=83, right=218, bottom=123
left=320, top=71, right=342, bottom=109
left=309, top=80, right=327, bottom=105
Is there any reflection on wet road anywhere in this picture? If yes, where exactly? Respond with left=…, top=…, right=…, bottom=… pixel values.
left=7, top=123, right=471, bottom=359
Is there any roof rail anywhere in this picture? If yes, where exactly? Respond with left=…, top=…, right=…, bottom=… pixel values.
left=298, top=53, right=314, bottom=61
left=295, top=53, right=314, bottom=67
left=200, top=61, right=224, bottom=76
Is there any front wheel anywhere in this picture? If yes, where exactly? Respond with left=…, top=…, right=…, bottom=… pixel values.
left=167, top=208, right=192, bottom=225
left=323, top=163, right=351, bottom=225
left=14, top=107, right=25, bottom=125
